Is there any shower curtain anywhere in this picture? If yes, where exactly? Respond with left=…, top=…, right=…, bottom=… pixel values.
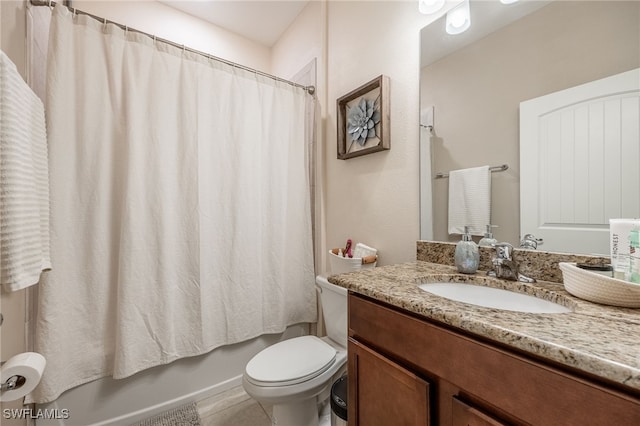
left=29, top=5, right=316, bottom=404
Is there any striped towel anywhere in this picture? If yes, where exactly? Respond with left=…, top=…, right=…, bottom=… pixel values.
left=0, top=50, right=51, bottom=291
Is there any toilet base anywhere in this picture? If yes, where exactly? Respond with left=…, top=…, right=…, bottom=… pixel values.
left=242, top=336, right=347, bottom=426
left=318, top=398, right=332, bottom=426
left=272, top=397, right=318, bottom=426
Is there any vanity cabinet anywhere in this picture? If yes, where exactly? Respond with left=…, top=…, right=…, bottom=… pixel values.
left=347, top=293, right=640, bottom=426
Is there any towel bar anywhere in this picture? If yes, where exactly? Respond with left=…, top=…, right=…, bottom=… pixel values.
left=435, top=164, right=508, bottom=179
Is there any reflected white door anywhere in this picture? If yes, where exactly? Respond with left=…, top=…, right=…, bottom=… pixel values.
left=520, top=68, right=640, bottom=255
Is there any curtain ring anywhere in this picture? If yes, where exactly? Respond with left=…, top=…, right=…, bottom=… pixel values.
left=73, top=8, right=77, bottom=17
left=47, top=0, right=53, bottom=9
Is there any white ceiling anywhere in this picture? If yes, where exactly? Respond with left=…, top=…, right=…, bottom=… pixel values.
left=160, top=1, right=310, bottom=47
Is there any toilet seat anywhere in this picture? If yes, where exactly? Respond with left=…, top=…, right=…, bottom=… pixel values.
left=245, top=336, right=337, bottom=387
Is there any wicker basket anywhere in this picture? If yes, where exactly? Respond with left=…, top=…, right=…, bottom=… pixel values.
left=328, top=250, right=377, bottom=275
left=559, top=262, right=640, bottom=308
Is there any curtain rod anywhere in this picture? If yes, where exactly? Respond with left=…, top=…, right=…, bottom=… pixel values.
left=435, top=164, right=509, bottom=179
left=29, top=0, right=316, bottom=95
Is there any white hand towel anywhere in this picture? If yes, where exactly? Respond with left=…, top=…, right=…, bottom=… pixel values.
left=447, top=165, right=491, bottom=236
left=0, top=50, right=51, bottom=291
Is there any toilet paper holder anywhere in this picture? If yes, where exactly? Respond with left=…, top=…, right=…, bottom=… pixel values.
left=1, top=374, right=26, bottom=393
left=0, top=350, right=46, bottom=401
left=0, top=314, right=28, bottom=394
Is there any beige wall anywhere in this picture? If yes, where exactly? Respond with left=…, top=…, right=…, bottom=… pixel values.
left=1, top=1, right=27, bottom=71
left=423, top=0, right=640, bottom=246
left=271, top=0, right=324, bottom=80
left=325, top=1, right=438, bottom=266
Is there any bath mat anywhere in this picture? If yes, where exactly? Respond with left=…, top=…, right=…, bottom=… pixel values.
left=130, top=402, right=201, bottom=426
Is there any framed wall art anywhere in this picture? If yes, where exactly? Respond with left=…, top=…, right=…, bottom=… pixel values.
left=337, top=75, right=390, bottom=160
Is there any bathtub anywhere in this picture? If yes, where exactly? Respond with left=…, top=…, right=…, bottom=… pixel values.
left=36, top=324, right=308, bottom=425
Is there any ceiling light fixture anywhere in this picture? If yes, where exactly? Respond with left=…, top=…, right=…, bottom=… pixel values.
left=500, top=0, right=520, bottom=4
left=445, top=0, right=471, bottom=35
left=419, top=0, right=446, bottom=15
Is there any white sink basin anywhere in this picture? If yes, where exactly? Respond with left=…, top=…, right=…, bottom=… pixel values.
left=418, top=283, right=571, bottom=314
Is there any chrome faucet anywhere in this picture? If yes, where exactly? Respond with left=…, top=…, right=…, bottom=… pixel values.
left=487, top=242, right=536, bottom=283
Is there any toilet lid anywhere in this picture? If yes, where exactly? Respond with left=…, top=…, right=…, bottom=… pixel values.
left=245, top=336, right=337, bottom=386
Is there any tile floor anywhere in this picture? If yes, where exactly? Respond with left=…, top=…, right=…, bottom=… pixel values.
left=197, top=385, right=272, bottom=426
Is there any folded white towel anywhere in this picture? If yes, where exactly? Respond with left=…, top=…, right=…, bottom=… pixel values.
left=0, top=50, right=51, bottom=291
left=448, top=165, right=491, bottom=236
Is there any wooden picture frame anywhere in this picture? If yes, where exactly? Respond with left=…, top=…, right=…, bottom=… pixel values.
left=337, top=75, right=390, bottom=160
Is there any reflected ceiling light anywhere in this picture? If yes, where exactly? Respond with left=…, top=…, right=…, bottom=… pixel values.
left=500, top=0, right=520, bottom=4
left=446, top=0, right=471, bottom=35
left=419, top=0, right=446, bottom=15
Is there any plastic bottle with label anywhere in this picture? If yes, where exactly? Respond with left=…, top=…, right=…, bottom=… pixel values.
left=629, top=228, right=640, bottom=284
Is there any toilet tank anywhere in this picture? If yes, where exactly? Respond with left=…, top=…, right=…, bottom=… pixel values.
left=316, top=275, right=348, bottom=347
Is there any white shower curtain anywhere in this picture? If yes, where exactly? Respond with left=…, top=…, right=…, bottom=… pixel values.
left=29, top=5, right=316, bottom=404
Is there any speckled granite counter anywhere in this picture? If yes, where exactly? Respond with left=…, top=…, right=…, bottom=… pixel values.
left=328, top=261, right=640, bottom=393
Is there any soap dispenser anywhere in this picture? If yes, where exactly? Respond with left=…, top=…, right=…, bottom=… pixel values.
left=455, top=226, right=480, bottom=274
left=478, top=225, right=498, bottom=247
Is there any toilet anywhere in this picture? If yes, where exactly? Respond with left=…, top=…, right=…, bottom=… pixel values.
left=242, top=275, right=348, bottom=426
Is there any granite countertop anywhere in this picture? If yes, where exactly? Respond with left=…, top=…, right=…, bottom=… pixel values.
left=328, top=261, right=640, bottom=393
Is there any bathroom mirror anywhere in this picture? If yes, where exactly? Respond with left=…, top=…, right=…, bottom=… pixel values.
left=419, top=0, right=640, bottom=255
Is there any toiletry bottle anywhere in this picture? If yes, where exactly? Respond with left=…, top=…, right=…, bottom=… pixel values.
left=630, top=227, right=640, bottom=284
left=610, top=219, right=636, bottom=280
left=478, top=225, right=497, bottom=247
left=344, top=239, right=353, bottom=258
left=455, top=226, right=480, bottom=274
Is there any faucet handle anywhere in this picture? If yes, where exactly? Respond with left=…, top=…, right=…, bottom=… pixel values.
left=493, top=242, right=513, bottom=260
left=520, top=234, right=544, bottom=250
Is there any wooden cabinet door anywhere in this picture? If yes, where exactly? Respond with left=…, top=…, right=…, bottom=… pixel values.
left=451, top=397, right=509, bottom=426
left=348, top=338, right=431, bottom=426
